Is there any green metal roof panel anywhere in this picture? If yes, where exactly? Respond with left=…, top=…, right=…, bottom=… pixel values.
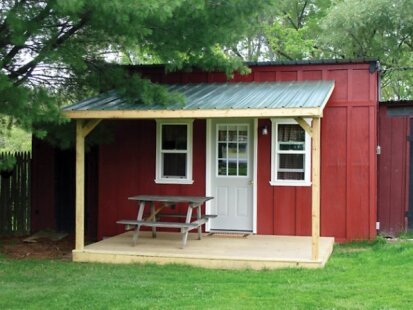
left=63, top=81, right=335, bottom=112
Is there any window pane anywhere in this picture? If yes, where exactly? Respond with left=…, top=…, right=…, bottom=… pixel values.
left=163, top=153, right=186, bottom=177
left=279, top=154, right=304, bottom=170
left=218, top=143, right=227, bottom=158
left=218, top=127, right=227, bottom=141
left=278, top=124, right=305, bottom=142
left=277, top=171, right=304, bottom=180
left=228, top=126, right=237, bottom=141
left=162, top=125, right=187, bottom=150
left=228, top=143, right=237, bottom=160
left=279, top=142, right=305, bottom=151
left=238, top=143, right=247, bottom=159
left=218, top=160, right=227, bottom=176
left=239, top=162, right=247, bottom=176
left=228, top=161, right=237, bottom=176
left=238, top=126, right=248, bottom=142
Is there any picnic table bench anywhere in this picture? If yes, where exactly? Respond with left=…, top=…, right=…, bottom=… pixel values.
left=117, top=195, right=216, bottom=248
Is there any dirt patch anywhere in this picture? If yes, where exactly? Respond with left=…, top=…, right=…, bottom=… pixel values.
left=0, top=235, right=74, bottom=260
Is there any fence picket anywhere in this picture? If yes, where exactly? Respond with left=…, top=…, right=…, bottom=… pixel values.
left=0, top=151, right=31, bottom=236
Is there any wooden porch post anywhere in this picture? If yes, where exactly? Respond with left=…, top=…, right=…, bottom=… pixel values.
left=311, top=117, right=321, bottom=261
left=75, top=119, right=101, bottom=251
left=75, top=120, right=85, bottom=250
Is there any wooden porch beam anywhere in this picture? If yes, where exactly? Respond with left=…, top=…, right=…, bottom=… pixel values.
left=75, top=119, right=101, bottom=251
left=294, top=117, right=313, bottom=137
left=311, top=117, right=321, bottom=261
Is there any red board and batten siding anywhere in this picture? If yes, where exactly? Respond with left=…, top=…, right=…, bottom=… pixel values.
left=31, top=138, right=56, bottom=232
left=377, top=104, right=409, bottom=235
left=250, top=64, right=378, bottom=242
left=97, top=63, right=378, bottom=241
left=98, top=120, right=207, bottom=239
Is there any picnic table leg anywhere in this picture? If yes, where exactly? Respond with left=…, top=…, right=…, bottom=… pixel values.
left=133, top=201, right=145, bottom=246
left=150, top=202, right=157, bottom=238
left=196, top=204, right=202, bottom=240
left=181, top=207, right=193, bottom=248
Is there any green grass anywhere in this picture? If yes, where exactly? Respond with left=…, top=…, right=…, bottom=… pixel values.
left=1, top=239, right=413, bottom=309
left=399, top=229, right=413, bottom=239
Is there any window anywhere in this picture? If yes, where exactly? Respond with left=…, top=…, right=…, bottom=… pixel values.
left=155, top=120, right=193, bottom=184
left=216, top=124, right=249, bottom=177
left=270, top=119, right=311, bottom=186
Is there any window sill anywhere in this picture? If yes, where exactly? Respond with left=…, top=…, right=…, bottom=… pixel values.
left=269, top=180, right=311, bottom=187
left=155, top=178, right=194, bottom=185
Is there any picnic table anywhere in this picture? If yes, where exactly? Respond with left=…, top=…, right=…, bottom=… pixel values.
left=117, top=195, right=215, bottom=248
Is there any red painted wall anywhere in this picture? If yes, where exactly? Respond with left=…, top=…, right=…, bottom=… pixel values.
left=377, top=104, right=409, bottom=236
left=97, top=62, right=378, bottom=241
left=97, top=120, right=206, bottom=239
left=251, top=65, right=378, bottom=241
left=31, top=138, right=56, bottom=232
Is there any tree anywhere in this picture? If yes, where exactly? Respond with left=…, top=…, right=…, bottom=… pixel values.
left=316, top=0, right=413, bottom=100
left=264, top=0, right=331, bottom=61
left=226, top=0, right=412, bottom=100
left=225, top=0, right=331, bottom=62
left=0, top=123, right=31, bottom=152
left=0, top=0, right=272, bottom=138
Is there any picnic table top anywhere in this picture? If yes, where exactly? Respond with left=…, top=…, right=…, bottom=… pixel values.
left=128, top=195, right=213, bottom=204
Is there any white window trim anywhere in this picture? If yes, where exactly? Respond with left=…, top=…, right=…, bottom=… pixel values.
left=155, top=119, right=194, bottom=184
left=270, top=118, right=312, bottom=187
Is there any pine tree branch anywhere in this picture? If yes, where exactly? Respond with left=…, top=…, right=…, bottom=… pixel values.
left=0, top=1, right=53, bottom=68
left=0, top=0, right=28, bottom=40
left=11, top=14, right=90, bottom=86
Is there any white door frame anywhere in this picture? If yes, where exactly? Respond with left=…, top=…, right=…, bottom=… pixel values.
left=205, top=118, right=258, bottom=233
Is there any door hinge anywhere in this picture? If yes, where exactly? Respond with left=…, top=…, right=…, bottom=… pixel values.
left=376, top=145, right=381, bottom=155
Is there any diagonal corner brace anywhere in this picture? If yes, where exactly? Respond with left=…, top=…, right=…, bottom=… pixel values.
left=82, top=119, right=102, bottom=137
left=294, top=117, right=313, bottom=137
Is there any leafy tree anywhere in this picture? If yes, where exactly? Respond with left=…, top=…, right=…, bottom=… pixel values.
left=0, top=123, right=31, bottom=152
left=319, top=0, right=413, bottom=100
left=264, top=0, right=331, bottom=60
left=0, top=0, right=272, bottom=139
left=226, top=0, right=412, bottom=100
left=226, top=0, right=331, bottom=61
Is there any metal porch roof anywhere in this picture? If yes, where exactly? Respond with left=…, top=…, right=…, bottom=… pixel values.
left=63, top=81, right=335, bottom=119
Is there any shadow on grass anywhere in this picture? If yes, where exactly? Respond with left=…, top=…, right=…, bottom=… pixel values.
left=332, top=237, right=388, bottom=254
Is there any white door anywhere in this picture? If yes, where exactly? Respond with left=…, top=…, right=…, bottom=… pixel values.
left=209, top=119, right=253, bottom=231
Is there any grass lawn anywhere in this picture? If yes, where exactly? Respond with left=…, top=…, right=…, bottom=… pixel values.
left=0, top=239, right=412, bottom=309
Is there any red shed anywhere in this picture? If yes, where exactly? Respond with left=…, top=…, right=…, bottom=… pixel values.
left=378, top=101, right=413, bottom=236
left=36, top=60, right=379, bottom=268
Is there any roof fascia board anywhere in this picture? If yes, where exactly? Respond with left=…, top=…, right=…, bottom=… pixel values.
left=319, top=82, right=335, bottom=114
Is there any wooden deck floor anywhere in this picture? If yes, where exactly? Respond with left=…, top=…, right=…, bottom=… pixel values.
left=73, top=231, right=335, bottom=269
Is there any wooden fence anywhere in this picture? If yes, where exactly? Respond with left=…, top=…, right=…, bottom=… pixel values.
left=0, top=152, right=31, bottom=236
